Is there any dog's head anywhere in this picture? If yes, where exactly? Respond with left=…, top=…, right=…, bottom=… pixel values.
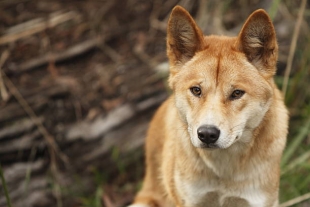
left=167, top=6, right=278, bottom=149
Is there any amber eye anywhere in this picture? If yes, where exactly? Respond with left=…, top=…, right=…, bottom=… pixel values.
left=190, top=86, right=202, bottom=97
left=230, top=90, right=245, bottom=100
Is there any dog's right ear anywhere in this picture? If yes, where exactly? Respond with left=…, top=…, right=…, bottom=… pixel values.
left=167, top=6, right=205, bottom=69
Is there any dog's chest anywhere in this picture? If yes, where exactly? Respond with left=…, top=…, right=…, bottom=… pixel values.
left=176, top=178, right=267, bottom=207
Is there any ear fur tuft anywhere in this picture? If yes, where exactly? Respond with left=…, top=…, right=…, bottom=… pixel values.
left=238, top=9, right=278, bottom=75
left=167, top=6, right=205, bottom=66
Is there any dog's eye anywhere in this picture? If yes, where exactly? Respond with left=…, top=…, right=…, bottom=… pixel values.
left=230, top=90, right=245, bottom=100
left=190, top=87, right=202, bottom=97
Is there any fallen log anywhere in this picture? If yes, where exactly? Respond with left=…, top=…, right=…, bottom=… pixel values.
left=66, top=93, right=167, bottom=141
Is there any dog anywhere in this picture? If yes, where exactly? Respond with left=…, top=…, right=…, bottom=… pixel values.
left=129, top=5, right=288, bottom=207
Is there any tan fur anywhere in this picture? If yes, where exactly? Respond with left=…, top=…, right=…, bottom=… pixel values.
left=129, top=6, right=288, bottom=207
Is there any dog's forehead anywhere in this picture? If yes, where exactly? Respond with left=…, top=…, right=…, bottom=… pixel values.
left=201, top=36, right=247, bottom=71
left=184, top=47, right=249, bottom=80
left=175, top=35, right=260, bottom=89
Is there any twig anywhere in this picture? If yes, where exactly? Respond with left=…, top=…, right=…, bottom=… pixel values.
left=102, top=193, right=115, bottom=207
left=2, top=67, right=69, bottom=205
left=196, top=0, right=227, bottom=35
left=1, top=54, right=69, bottom=166
left=98, top=44, right=121, bottom=63
left=0, top=0, right=30, bottom=6
left=282, top=0, right=307, bottom=96
left=0, top=85, right=70, bottom=123
left=0, top=118, right=38, bottom=140
left=149, top=0, right=166, bottom=32
left=0, top=97, right=47, bottom=123
left=8, top=37, right=103, bottom=74
left=0, top=130, right=41, bottom=153
left=268, top=0, right=281, bottom=20
left=0, top=11, right=81, bottom=45
left=279, top=192, right=310, bottom=207
left=149, top=0, right=179, bottom=32
left=0, top=50, right=10, bottom=101
left=281, top=150, right=310, bottom=175
left=91, top=0, right=116, bottom=31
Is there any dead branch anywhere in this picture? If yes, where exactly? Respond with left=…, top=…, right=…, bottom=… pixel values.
left=0, top=11, right=81, bottom=45
left=8, top=37, right=103, bottom=74
left=2, top=71, right=69, bottom=165
left=98, top=43, right=122, bottom=63
left=0, top=118, right=42, bottom=140
left=196, top=0, right=227, bottom=35
left=0, top=130, right=42, bottom=153
left=0, top=0, right=30, bottom=6
left=280, top=192, right=310, bottom=207
left=0, top=160, right=45, bottom=186
left=0, top=50, right=10, bottom=101
left=0, top=96, right=47, bottom=123
left=19, top=82, right=70, bottom=99
left=282, top=0, right=307, bottom=96
left=0, top=84, right=70, bottom=123
left=66, top=92, right=167, bottom=142
left=0, top=175, right=50, bottom=207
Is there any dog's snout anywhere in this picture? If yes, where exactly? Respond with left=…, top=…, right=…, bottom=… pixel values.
left=197, top=125, right=220, bottom=144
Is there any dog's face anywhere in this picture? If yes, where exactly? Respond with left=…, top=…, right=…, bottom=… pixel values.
left=167, top=7, right=278, bottom=149
left=172, top=44, right=273, bottom=149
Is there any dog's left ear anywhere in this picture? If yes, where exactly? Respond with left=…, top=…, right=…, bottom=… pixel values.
left=237, top=9, right=278, bottom=76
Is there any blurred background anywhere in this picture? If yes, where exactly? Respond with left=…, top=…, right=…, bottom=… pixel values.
left=0, top=0, right=309, bottom=207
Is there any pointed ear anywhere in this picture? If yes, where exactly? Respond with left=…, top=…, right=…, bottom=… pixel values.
left=167, top=6, right=205, bottom=67
left=237, top=9, right=278, bottom=76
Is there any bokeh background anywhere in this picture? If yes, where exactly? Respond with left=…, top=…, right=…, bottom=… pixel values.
left=0, top=0, right=309, bottom=207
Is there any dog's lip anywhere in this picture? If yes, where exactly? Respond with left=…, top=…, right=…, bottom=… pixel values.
left=206, top=144, right=219, bottom=149
left=200, top=143, right=219, bottom=149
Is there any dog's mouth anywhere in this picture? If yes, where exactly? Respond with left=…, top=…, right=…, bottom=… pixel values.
left=200, top=143, right=219, bottom=149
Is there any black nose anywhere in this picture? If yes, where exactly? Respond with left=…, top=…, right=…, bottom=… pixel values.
left=197, top=125, right=220, bottom=144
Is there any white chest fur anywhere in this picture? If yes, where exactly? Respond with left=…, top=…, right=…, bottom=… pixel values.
left=175, top=173, right=267, bottom=207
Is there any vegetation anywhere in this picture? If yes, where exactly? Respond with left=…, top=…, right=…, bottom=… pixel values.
left=272, top=1, right=310, bottom=206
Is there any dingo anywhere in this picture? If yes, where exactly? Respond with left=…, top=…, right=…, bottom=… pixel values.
left=129, top=6, right=288, bottom=207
